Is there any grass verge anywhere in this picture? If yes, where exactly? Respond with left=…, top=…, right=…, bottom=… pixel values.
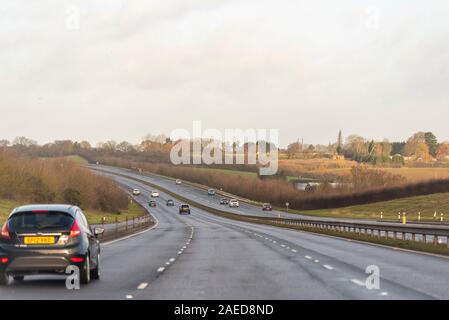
left=293, top=192, right=449, bottom=222
left=0, top=199, right=146, bottom=225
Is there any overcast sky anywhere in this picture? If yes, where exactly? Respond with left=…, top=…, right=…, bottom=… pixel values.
left=1, top=0, right=449, bottom=147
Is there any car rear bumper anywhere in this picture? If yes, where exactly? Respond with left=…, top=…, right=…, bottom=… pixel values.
left=0, top=245, right=85, bottom=275
left=6, top=256, right=71, bottom=274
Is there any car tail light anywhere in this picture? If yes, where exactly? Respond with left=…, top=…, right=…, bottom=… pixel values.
left=69, top=257, right=84, bottom=263
left=0, top=257, right=8, bottom=264
left=1, top=222, right=10, bottom=240
left=70, top=220, right=81, bottom=238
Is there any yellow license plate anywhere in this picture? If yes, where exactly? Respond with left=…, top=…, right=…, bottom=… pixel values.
left=24, top=236, right=55, bottom=245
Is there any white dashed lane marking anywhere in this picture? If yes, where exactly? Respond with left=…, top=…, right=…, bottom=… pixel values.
left=305, top=256, right=312, bottom=260
left=137, top=283, right=148, bottom=290
left=323, top=265, right=334, bottom=270
left=351, top=279, right=365, bottom=287
left=157, top=267, right=165, bottom=273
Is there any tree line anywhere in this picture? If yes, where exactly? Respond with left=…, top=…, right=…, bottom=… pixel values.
left=286, top=131, right=449, bottom=165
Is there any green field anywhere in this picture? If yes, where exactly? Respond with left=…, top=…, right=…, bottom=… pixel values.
left=0, top=199, right=146, bottom=225
left=65, top=155, right=89, bottom=165
left=296, top=192, right=449, bottom=221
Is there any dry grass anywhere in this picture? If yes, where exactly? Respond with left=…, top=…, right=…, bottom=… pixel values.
left=280, top=158, right=449, bottom=182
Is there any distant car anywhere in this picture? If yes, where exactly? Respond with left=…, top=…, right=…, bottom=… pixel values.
left=229, top=199, right=240, bottom=208
left=179, top=204, right=191, bottom=215
left=166, top=199, right=175, bottom=206
left=220, top=198, right=230, bottom=205
left=149, top=200, right=157, bottom=207
left=0, top=204, right=103, bottom=285
left=262, top=203, right=273, bottom=211
left=175, top=179, right=182, bottom=185
left=132, top=189, right=141, bottom=196
left=151, top=191, right=159, bottom=198
left=207, top=189, right=216, bottom=196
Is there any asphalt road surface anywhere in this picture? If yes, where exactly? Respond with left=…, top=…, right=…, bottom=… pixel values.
left=1, top=167, right=449, bottom=299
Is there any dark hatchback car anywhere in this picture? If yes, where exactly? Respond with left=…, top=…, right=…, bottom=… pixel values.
left=220, top=198, right=230, bottom=205
left=166, top=199, right=175, bottom=206
left=149, top=200, right=157, bottom=207
left=179, top=205, right=191, bottom=215
left=0, top=205, right=104, bottom=286
left=262, top=203, right=273, bottom=211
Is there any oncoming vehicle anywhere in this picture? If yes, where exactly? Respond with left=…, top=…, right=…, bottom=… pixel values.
left=149, top=200, right=157, bottom=207
left=179, top=205, right=191, bottom=215
left=175, top=179, right=182, bottom=185
left=220, top=198, right=230, bottom=205
left=151, top=191, right=160, bottom=198
left=229, top=199, right=240, bottom=208
left=0, top=204, right=103, bottom=286
left=262, top=203, right=273, bottom=211
left=207, top=189, right=216, bottom=196
left=166, top=199, right=175, bottom=206
left=132, top=189, right=141, bottom=196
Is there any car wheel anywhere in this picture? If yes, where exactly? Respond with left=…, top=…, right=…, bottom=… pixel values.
left=91, top=253, right=100, bottom=280
left=0, top=272, right=9, bottom=286
left=80, top=254, right=91, bottom=285
left=13, top=275, right=24, bottom=282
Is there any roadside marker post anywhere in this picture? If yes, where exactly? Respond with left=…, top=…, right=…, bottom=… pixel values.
left=380, top=212, right=383, bottom=221
left=418, top=212, right=421, bottom=222
left=402, top=212, right=407, bottom=225
left=441, top=213, right=444, bottom=223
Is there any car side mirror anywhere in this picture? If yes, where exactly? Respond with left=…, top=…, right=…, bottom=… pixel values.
left=94, top=227, right=105, bottom=237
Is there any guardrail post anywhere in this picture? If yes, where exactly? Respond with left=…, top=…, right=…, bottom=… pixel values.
left=433, top=236, right=439, bottom=245
left=126, top=216, right=128, bottom=231
left=411, top=233, right=415, bottom=242
left=115, top=217, right=118, bottom=235
left=133, top=216, right=135, bottom=229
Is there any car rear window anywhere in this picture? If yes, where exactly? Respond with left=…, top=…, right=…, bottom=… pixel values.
left=8, top=211, right=74, bottom=233
left=181, top=205, right=189, bottom=208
